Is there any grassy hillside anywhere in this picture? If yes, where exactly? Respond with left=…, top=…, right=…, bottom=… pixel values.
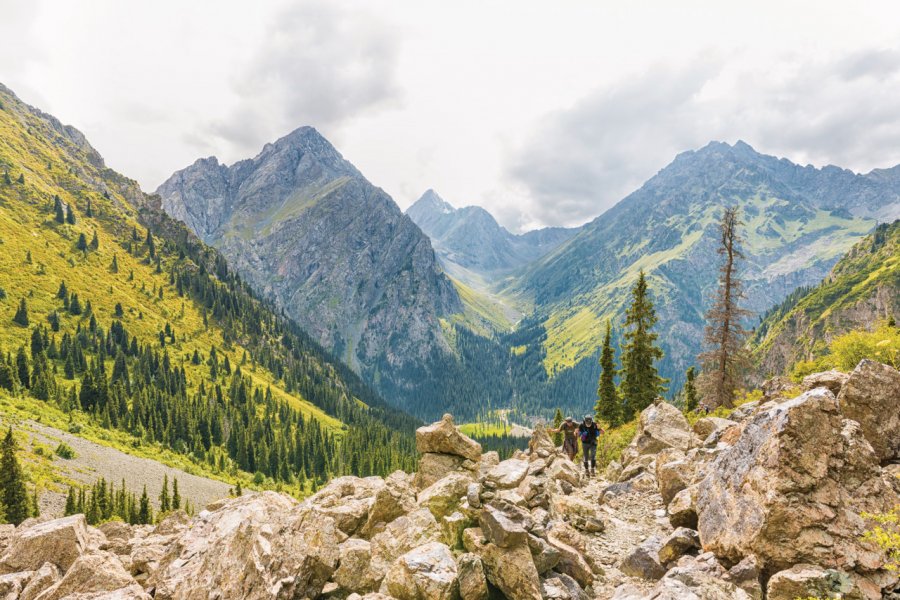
left=752, top=219, right=900, bottom=377
left=0, top=83, right=418, bottom=501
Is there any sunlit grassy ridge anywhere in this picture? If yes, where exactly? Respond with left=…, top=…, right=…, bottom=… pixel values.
left=0, top=83, right=422, bottom=499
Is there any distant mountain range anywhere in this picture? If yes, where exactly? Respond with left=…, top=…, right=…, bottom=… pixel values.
left=158, top=129, right=900, bottom=420
left=407, top=189, right=578, bottom=286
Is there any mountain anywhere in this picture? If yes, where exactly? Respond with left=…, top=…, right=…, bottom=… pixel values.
left=506, top=141, right=900, bottom=403
left=752, top=219, right=900, bottom=377
left=0, top=82, right=419, bottom=501
left=156, top=130, right=464, bottom=415
left=407, top=189, right=578, bottom=284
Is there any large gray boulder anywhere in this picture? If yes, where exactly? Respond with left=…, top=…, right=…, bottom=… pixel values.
left=149, top=491, right=340, bottom=600
left=697, top=388, right=898, bottom=574
left=368, top=508, right=441, bottom=585
left=629, top=400, right=697, bottom=459
left=415, top=453, right=477, bottom=490
left=462, top=527, right=542, bottom=600
left=417, top=472, right=473, bottom=520
left=485, top=459, right=529, bottom=490
left=0, top=514, right=89, bottom=574
left=766, top=564, right=864, bottom=600
left=34, top=550, right=148, bottom=600
left=334, top=539, right=379, bottom=594
left=802, top=369, right=849, bottom=396
left=837, top=359, right=900, bottom=462
left=456, top=553, right=489, bottom=600
left=381, top=541, right=458, bottom=600
left=416, top=414, right=482, bottom=462
left=479, top=505, right=527, bottom=548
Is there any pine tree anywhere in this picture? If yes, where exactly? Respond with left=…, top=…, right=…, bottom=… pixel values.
left=76, top=233, right=88, bottom=252
left=69, top=294, right=82, bottom=315
left=697, top=207, right=752, bottom=409
left=64, top=486, right=77, bottom=515
left=66, top=203, right=76, bottom=225
left=619, top=271, right=667, bottom=420
left=110, top=254, right=119, bottom=273
left=0, top=428, right=29, bottom=525
left=551, top=408, right=563, bottom=447
left=54, top=196, right=65, bottom=223
left=13, top=298, right=28, bottom=326
left=138, top=486, right=151, bottom=524
left=15, top=347, right=30, bottom=389
left=0, top=358, right=18, bottom=391
left=85, top=198, right=94, bottom=218
left=159, top=474, right=170, bottom=513
left=595, top=320, right=621, bottom=426
left=89, top=230, right=99, bottom=251
left=57, top=281, right=68, bottom=299
left=683, top=366, right=698, bottom=413
left=172, top=478, right=180, bottom=510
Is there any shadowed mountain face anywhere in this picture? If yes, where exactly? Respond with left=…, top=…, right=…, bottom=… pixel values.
left=156, top=128, right=462, bottom=410
left=407, top=189, right=578, bottom=280
left=510, top=140, right=900, bottom=394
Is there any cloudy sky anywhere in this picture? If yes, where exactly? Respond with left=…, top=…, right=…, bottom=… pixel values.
left=3, top=1, right=900, bottom=231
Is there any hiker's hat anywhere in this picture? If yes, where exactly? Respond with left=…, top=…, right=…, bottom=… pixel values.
left=565, top=416, right=574, bottom=422
left=584, top=414, right=593, bottom=422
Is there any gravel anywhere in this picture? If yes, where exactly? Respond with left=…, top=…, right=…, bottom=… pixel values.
left=4, top=417, right=232, bottom=518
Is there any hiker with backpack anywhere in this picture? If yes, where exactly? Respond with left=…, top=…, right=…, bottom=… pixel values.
left=578, top=415, right=602, bottom=478
left=552, top=416, right=579, bottom=461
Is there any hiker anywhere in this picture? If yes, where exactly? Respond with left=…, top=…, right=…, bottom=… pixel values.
left=578, top=414, right=602, bottom=478
left=552, top=416, right=579, bottom=461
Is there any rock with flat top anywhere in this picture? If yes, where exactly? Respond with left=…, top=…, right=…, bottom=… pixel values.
left=766, top=564, right=864, bottom=600
left=34, top=550, right=146, bottom=600
left=0, top=514, right=89, bottom=574
left=802, top=369, right=849, bottom=395
left=462, top=527, right=542, bottom=600
left=457, top=552, right=489, bottom=600
left=381, top=541, right=458, bottom=600
left=416, top=414, right=482, bottom=462
left=418, top=472, right=472, bottom=520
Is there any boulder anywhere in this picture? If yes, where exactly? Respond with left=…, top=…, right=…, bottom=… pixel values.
left=381, top=541, right=458, bottom=600
left=666, top=486, right=698, bottom=529
left=34, top=550, right=145, bottom=600
left=619, top=536, right=666, bottom=581
left=651, top=567, right=753, bottom=599
left=416, top=414, right=482, bottom=462
left=306, top=476, right=384, bottom=536
left=761, top=376, right=794, bottom=403
left=415, top=453, right=477, bottom=490
left=697, top=388, right=898, bottom=573
left=528, top=427, right=556, bottom=459
left=149, top=491, right=340, bottom=600
left=129, top=533, right=172, bottom=583
left=724, top=555, right=763, bottom=600
left=691, top=417, right=737, bottom=440
left=361, top=470, right=417, bottom=537
left=766, top=564, right=864, bottom=600
left=485, top=459, right=529, bottom=489
left=456, top=553, right=489, bottom=600
left=550, top=494, right=606, bottom=533
left=802, top=369, right=850, bottom=396
left=418, top=472, right=472, bottom=520
left=462, top=527, right=542, bottom=600
left=0, top=571, right=34, bottom=599
left=631, top=400, right=696, bottom=457
left=655, top=451, right=693, bottom=505
left=527, top=534, right=560, bottom=574
left=478, top=452, right=500, bottom=478
left=541, top=573, right=589, bottom=600
left=547, top=459, right=581, bottom=487
left=334, top=538, right=378, bottom=594
left=657, top=527, right=700, bottom=564
left=19, top=562, right=61, bottom=600
left=0, top=514, right=89, bottom=573
left=479, top=505, right=527, bottom=548
left=368, top=508, right=441, bottom=584
left=440, top=512, right=469, bottom=549
left=837, top=359, right=900, bottom=462
left=547, top=530, right=594, bottom=587
left=154, top=510, right=192, bottom=535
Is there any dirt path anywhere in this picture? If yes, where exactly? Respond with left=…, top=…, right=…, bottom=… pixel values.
left=2, top=416, right=232, bottom=518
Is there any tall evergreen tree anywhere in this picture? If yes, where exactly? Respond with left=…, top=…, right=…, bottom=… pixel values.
left=0, top=428, right=29, bottom=525
left=54, top=196, right=65, bottom=223
left=138, top=486, right=151, bottom=524
left=76, top=233, right=88, bottom=252
left=15, top=346, right=30, bottom=389
left=619, top=270, right=667, bottom=420
left=89, top=230, right=99, bottom=251
left=683, top=366, right=698, bottom=413
left=595, top=320, right=621, bottom=426
left=85, top=198, right=94, bottom=218
left=697, top=207, right=752, bottom=408
left=159, top=474, right=170, bottom=512
left=13, top=298, right=28, bottom=326
left=172, top=478, right=180, bottom=510
left=65, top=203, right=76, bottom=225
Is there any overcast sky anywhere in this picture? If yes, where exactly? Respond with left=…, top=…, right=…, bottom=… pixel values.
left=4, top=1, right=900, bottom=231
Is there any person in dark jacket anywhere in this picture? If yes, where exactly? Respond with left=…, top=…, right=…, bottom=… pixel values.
left=578, top=415, right=602, bottom=477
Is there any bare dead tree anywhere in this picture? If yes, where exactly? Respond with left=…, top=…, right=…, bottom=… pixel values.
left=697, top=207, right=752, bottom=408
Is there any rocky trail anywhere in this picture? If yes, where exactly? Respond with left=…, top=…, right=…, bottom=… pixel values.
left=0, top=359, right=898, bottom=600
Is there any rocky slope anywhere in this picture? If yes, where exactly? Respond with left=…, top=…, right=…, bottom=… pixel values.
left=753, top=219, right=900, bottom=378
left=510, top=141, right=900, bottom=394
left=4, top=358, right=898, bottom=599
left=407, top=190, right=578, bottom=285
left=156, top=130, right=462, bottom=413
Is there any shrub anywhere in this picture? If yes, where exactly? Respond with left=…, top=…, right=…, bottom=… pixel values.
left=862, top=507, right=900, bottom=572
left=829, top=323, right=899, bottom=370
left=55, top=442, right=76, bottom=459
